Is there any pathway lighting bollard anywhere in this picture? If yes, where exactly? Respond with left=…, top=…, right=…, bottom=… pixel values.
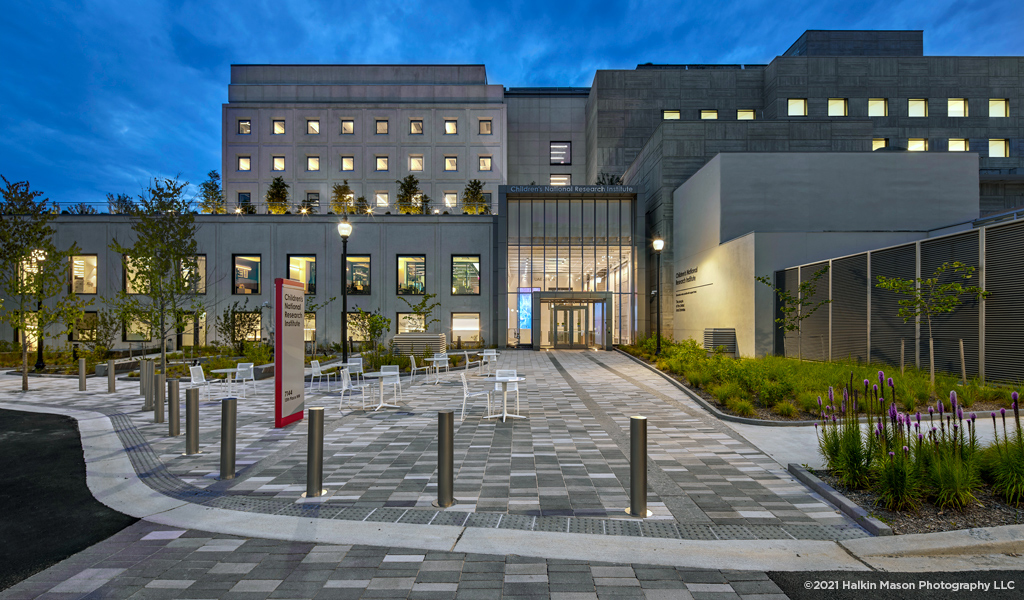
left=433, top=410, right=456, bottom=508
left=304, top=407, right=325, bottom=498
left=627, top=415, right=650, bottom=517
left=168, top=379, right=180, bottom=437
left=108, top=359, right=116, bottom=393
left=79, top=358, right=87, bottom=391
left=185, top=388, right=201, bottom=455
left=154, top=373, right=165, bottom=424
left=219, top=397, right=237, bottom=480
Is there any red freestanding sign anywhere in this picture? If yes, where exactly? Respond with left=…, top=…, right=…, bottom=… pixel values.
left=275, top=278, right=306, bottom=428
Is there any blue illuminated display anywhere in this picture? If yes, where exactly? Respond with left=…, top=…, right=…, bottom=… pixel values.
left=518, top=292, right=532, bottom=329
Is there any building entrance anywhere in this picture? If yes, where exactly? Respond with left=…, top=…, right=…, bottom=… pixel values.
left=552, top=305, right=588, bottom=349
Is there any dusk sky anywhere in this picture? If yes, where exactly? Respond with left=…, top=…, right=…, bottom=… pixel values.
left=2, top=0, right=1022, bottom=209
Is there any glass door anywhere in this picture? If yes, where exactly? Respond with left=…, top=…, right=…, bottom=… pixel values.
left=552, top=305, right=589, bottom=349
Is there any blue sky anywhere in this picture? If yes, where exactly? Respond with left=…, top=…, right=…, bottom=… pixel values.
left=1, top=0, right=1022, bottom=208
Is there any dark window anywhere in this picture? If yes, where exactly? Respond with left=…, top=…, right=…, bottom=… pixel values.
left=345, top=255, right=371, bottom=295
left=237, top=192, right=254, bottom=214
left=397, top=255, right=426, bottom=295
left=452, top=255, right=481, bottom=295
left=70, top=311, right=98, bottom=342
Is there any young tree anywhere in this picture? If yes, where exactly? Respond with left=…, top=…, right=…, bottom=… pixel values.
left=420, top=194, right=432, bottom=215
left=461, top=179, right=488, bottom=215
left=304, top=295, right=336, bottom=356
left=397, top=292, right=441, bottom=333
left=0, top=177, right=91, bottom=390
left=198, top=170, right=226, bottom=214
left=265, top=176, right=290, bottom=214
left=331, top=180, right=355, bottom=214
left=214, top=300, right=263, bottom=355
left=350, top=308, right=391, bottom=367
left=755, top=266, right=831, bottom=362
left=107, top=192, right=137, bottom=214
left=68, top=202, right=98, bottom=215
left=876, top=261, right=987, bottom=393
left=396, top=175, right=420, bottom=215
left=355, top=195, right=370, bottom=214
left=108, top=177, right=206, bottom=375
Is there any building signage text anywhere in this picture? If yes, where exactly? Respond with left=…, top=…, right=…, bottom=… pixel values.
left=507, top=185, right=636, bottom=194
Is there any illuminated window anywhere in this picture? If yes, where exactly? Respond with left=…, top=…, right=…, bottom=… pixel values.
left=908, top=99, right=928, bottom=117
left=306, top=156, right=319, bottom=171
left=304, top=313, right=316, bottom=343
left=828, top=98, right=848, bottom=117
left=990, top=139, right=1009, bottom=158
left=272, top=156, right=285, bottom=171
left=550, top=174, right=571, bottom=186
left=232, top=312, right=261, bottom=343
left=868, top=98, right=888, bottom=117
left=345, top=255, right=370, bottom=295
left=451, top=313, right=480, bottom=343
left=375, top=192, right=389, bottom=207
left=233, top=255, right=261, bottom=295
left=341, top=156, right=354, bottom=171
left=183, top=256, right=206, bottom=294
left=237, top=156, right=251, bottom=171
left=737, top=109, right=755, bottom=120
left=662, top=110, right=680, bottom=120
left=397, top=255, right=426, bottom=295
left=872, top=138, right=889, bottom=151
left=398, top=313, right=425, bottom=334
left=376, top=156, right=389, bottom=171
left=908, top=138, right=929, bottom=152
left=123, top=257, right=141, bottom=294
left=444, top=156, right=457, bottom=171
left=444, top=119, right=457, bottom=134
left=124, top=317, right=151, bottom=342
left=948, top=99, right=968, bottom=118
left=71, top=312, right=98, bottom=343
left=345, top=312, right=367, bottom=342
left=288, top=255, right=316, bottom=295
left=306, top=119, right=320, bottom=134
left=989, top=99, right=1009, bottom=118
left=948, top=138, right=969, bottom=152
left=375, top=119, right=388, bottom=134
left=69, top=255, right=97, bottom=294
left=479, top=156, right=492, bottom=171
left=700, top=110, right=718, bottom=120
left=237, top=120, right=251, bottom=134
left=444, top=192, right=458, bottom=208
left=181, top=313, right=207, bottom=347
left=452, top=256, right=480, bottom=295
left=788, top=99, right=807, bottom=116
left=550, top=142, right=571, bottom=165
left=410, top=155, right=424, bottom=171
left=272, top=120, right=285, bottom=134
left=410, top=119, right=423, bottom=134
left=479, top=119, right=492, bottom=134
left=341, top=119, right=354, bottom=134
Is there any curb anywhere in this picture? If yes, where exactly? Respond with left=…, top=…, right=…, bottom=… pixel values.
left=786, top=463, right=893, bottom=537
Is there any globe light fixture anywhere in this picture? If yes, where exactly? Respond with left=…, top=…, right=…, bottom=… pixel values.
left=338, top=218, right=353, bottom=362
left=652, top=237, right=665, bottom=355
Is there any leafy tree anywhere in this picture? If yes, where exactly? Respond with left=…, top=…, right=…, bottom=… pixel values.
left=304, top=295, right=336, bottom=356
left=107, top=192, right=136, bottom=214
left=0, top=176, right=91, bottom=390
left=420, top=194, right=432, bottom=215
left=595, top=172, right=623, bottom=185
left=214, top=300, right=263, bottom=354
left=331, top=180, right=355, bottom=214
left=462, top=179, right=488, bottom=215
left=88, top=309, right=121, bottom=356
left=355, top=195, right=370, bottom=214
left=265, top=176, right=290, bottom=214
left=397, top=292, right=441, bottom=333
left=68, top=202, right=98, bottom=215
left=876, top=261, right=987, bottom=393
left=108, top=177, right=206, bottom=375
left=396, top=175, right=421, bottom=215
left=755, top=266, right=831, bottom=362
left=350, top=308, right=391, bottom=365
left=198, top=170, right=226, bottom=214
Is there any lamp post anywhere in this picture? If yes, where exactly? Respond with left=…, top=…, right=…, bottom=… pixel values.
left=337, top=217, right=353, bottom=363
left=652, top=237, right=665, bottom=356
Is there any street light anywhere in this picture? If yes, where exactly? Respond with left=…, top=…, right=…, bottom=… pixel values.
left=652, top=237, right=665, bottom=356
left=337, top=217, right=353, bottom=363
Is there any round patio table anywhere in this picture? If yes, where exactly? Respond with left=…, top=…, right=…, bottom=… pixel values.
left=209, top=368, right=241, bottom=397
left=361, top=372, right=402, bottom=411
left=481, top=376, right=525, bottom=422
left=426, top=356, right=450, bottom=385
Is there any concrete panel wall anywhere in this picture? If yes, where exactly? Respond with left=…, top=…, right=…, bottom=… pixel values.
left=506, top=93, right=588, bottom=186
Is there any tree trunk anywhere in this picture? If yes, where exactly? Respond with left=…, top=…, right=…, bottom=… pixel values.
left=929, top=337, right=936, bottom=395
left=20, top=328, right=28, bottom=392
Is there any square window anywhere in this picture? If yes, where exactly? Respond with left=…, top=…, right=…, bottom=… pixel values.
left=948, top=98, right=968, bottom=118
left=479, top=119, right=492, bottom=135
left=272, top=156, right=285, bottom=171
left=787, top=99, right=807, bottom=116
left=662, top=110, right=680, bottom=120
left=444, top=119, right=457, bottom=134
left=550, top=142, right=571, bottom=165
left=828, top=98, right=848, bottom=117
left=444, top=156, right=457, bottom=171
left=908, top=138, right=929, bottom=152
left=908, top=99, right=928, bottom=117
left=237, top=192, right=252, bottom=214
left=410, top=120, right=423, bottom=134
left=410, top=155, right=424, bottom=171
left=376, top=156, right=388, bottom=171
left=341, top=156, right=354, bottom=171
left=452, top=256, right=480, bottom=295
left=272, top=120, right=285, bottom=134
left=700, top=109, right=718, bottom=120
left=868, top=98, right=888, bottom=117
left=398, top=313, right=425, bottom=334
left=375, top=119, right=388, bottom=134
left=990, top=99, right=1009, bottom=118
left=69, top=255, right=98, bottom=294
left=181, top=255, right=206, bottom=294
left=307, top=119, right=320, bottom=134
left=288, top=255, right=316, bottom=295
left=302, top=193, right=319, bottom=214
left=451, top=313, right=480, bottom=343
left=233, top=255, right=261, bottom=295
left=237, top=156, right=251, bottom=171
left=737, top=109, right=755, bottom=120
left=948, top=138, right=969, bottom=152
left=444, top=192, right=458, bottom=208
left=341, top=119, right=354, bottom=134
left=231, top=312, right=261, bottom=343
left=872, top=138, right=889, bottom=151
left=375, top=192, right=389, bottom=207
left=124, top=317, right=151, bottom=342
left=306, top=156, right=319, bottom=171
left=990, top=139, right=1009, bottom=158
left=550, top=174, right=570, bottom=186
left=237, top=119, right=251, bottom=134
left=479, top=156, right=492, bottom=171
left=303, top=313, right=316, bottom=343
left=71, top=311, right=98, bottom=342
left=398, top=255, right=426, bottom=295
left=345, top=255, right=370, bottom=295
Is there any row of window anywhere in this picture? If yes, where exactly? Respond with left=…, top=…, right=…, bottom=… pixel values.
left=664, top=109, right=756, bottom=120
left=235, top=191, right=492, bottom=211
left=663, top=99, right=1012, bottom=120
left=871, top=137, right=1011, bottom=156
left=239, top=118, right=494, bottom=136
left=237, top=154, right=493, bottom=173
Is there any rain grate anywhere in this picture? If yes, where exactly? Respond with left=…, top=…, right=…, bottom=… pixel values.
left=364, top=507, right=408, bottom=522
left=604, top=519, right=642, bottom=537
left=397, top=510, right=437, bottom=524
left=677, top=524, right=718, bottom=540
left=334, top=506, right=376, bottom=521
left=498, top=514, right=535, bottom=531
left=430, top=511, right=469, bottom=527
left=641, top=521, right=681, bottom=539
left=464, top=512, right=503, bottom=528
left=534, top=516, right=570, bottom=533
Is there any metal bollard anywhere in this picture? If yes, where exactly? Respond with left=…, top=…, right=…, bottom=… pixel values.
left=305, top=407, right=325, bottom=498
left=143, top=361, right=154, bottom=411
left=154, top=373, right=165, bottom=423
left=184, top=388, right=200, bottom=455
left=168, top=379, right=180, bottom=437
left=627, top=416, right=649, bottom=518
left=219, top=397, right=237, bottom=480
left=434, top=410, right=456, bottom=508
left=79, top=358, right=87, bottom=391
left=107, top=359, right=116, bottom=393
left=139, top=359, right=146, bottom=396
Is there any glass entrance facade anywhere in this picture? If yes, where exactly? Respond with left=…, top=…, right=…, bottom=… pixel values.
left=506, top=196, right=635, bottom=347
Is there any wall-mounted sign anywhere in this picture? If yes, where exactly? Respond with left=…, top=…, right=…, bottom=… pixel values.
left=506, top=185, right=637, bottom=194
left=275, top=278, right=306, bottom=428
left=674, top=266, right=711, bottom=313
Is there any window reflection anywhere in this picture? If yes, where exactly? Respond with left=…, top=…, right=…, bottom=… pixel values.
left=346, top=255, right=370, bottom=295
left=397, top=255, right=425, bottom=295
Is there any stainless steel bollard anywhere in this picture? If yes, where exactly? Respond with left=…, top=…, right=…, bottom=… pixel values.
left=143, top=361, right=154, bottom=410
left=168, top=379, right=180, bottom=437
left=154, top=373, right=165, bottom=423
left=305, top=407, right=325, bottom=498
left=184, top=388, right=200, bottom=455
left=219, top=397, right=237, bottom=480
left=627, top=416, right=649, bottom=518
left=139, top=359, right=146, bottom=396
left=107, top=359, right=116, bottom=393
left=79, top=358, right=87, bottom=391
left=434, top=410, right=455, bottom=508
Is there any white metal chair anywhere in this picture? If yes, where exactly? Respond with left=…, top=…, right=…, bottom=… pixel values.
left=236, top=362, right=256, bottom=398
left=460, top=372, right=492, bottom=421
left=338, top=367, right=371, bottom=409
left=188, top=365, right=218, bottom=400
left=481, top=349, right=498, bottom=375
left=435, top=353, right=450, bottom=377
left=309, top=360, right=336, bottom=392
left=494, top=369, right=520, bottom=414
left=409, top=355, right=430, bottom=384
left=349, top=357, right=365, bottom=384
left=463, top=351, right=482, bottom=370
left=381, top=364, right=403, bottom=402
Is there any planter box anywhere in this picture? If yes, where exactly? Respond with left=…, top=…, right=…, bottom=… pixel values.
left=392, top=333, right=447, bottom=356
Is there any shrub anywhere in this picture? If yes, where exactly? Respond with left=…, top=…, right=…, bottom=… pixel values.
left=875, top=449, right=921, bottom=510
left=773, top=401, right=798, bottom=418
left=709, top=381, right=748, bottom=402
left=726, top=398, right=756, bottom=417
left=797, top=391, right=821, bottom=414
left=758, top=379, right=792, bottom=408
left=685, top=368, right=714, bottom=389
left=244, top=342, right=272, bottom=365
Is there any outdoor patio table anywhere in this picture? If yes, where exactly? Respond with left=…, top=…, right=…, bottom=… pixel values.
left=479, top=350, right=499, bottom=376
left=361, top=371, right=401, bottom=411
left=426, top=356, right=450, bottom=385
left=209, top=368, right=240, bottom=397
left=481, top=375, right=525, bottom=422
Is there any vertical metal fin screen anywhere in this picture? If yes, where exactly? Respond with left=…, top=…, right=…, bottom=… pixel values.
left=781, top=269, right=800, bottom=358
left=919, top=231, right=980, bottom=378
left=830, top=254, right=867, bottom=363
left=868, top=245, right=916, bottom=367
left=800, top=262, right=830, bottom=362
left=984, top=221, right=1024, bottom=382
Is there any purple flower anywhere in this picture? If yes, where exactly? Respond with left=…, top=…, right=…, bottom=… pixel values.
left=1001, top=408, right=1007, bottom=416
left=918, top=433, right=924, bottom=441
left=887, top=377, right=894, bottom=388
left=878, top=371, right=885, bottom=383
left=888, top=451, right=895, bottom=457
left=832, top=415, right=837, bottom=423
left=873, top=384, right=878, bottom=393
left=928, top=407, right=934, bottom=415
left=828, top=387, right=834, bottom=402
left=903, top=445, right=909, bottom=454
left=938, top=400, right=944, bottom=414
left=817, top=396, right=822, bottom=406
left=1013, top=391, right=1019, bottom=402
left=970, top=413, right=976, bottom=421
left=957, top=407, right=964, bottom=420
left=915, top=412, right=921, bottom=423
left=863, top=379, right=870, bottom=388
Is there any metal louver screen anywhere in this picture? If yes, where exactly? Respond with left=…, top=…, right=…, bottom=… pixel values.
left=830, top=254, right=868, bottom=363
left=781, top=268, right=800, bottom=358
left=919, top=231, right=980, bottom=378
left=984, top=221, right=1024, bottom=382
left=870, top=245, right=916, bottom=367
left=800, top=262, right=830, bottom=362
